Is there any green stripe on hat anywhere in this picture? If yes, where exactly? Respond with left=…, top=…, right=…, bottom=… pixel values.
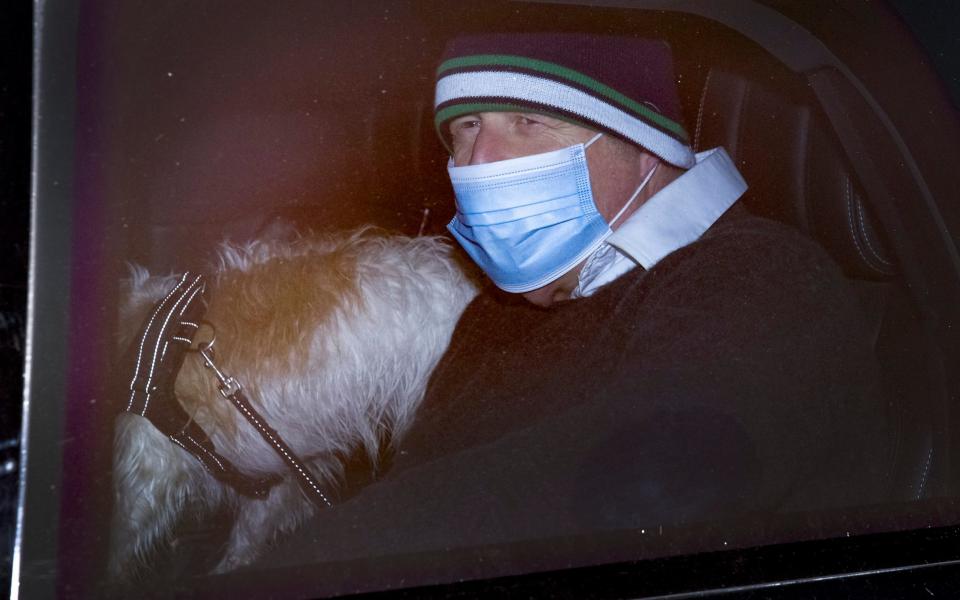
left=438, top=54, right=688, bottom=141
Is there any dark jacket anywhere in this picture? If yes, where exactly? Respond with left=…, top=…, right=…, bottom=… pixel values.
left=262, top=205, right=892, bottom=568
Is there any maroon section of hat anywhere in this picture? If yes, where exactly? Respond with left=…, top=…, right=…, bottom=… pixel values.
left=439, top=32, right=685, bottom=126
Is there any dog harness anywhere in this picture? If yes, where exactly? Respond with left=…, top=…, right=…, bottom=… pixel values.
left=122, top=272, right=332, bottom=508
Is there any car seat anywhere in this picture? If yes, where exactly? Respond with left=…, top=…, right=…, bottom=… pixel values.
left=693, top=63, right=943, bottom=502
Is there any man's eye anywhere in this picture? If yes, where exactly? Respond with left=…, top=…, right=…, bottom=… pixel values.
left=518, top=116, right=540, bottom=126
left=451, top=119, right=480, bottom=134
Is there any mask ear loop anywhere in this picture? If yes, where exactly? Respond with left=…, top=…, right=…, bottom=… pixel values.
left=609, top=163, right=659, bottom=227
left=584, top=132, right=604, bottom=149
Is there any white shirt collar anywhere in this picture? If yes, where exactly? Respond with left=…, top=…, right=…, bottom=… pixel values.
left=572, top=147, right=747, bottom=298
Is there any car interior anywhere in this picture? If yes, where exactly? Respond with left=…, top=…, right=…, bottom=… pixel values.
left=15, top=0, right=960, bottom=597
left=690, top=42, right=943, bottom=503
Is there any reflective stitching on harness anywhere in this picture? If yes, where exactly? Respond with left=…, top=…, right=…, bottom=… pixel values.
left=169, top=437, right=201, bottom=473
left=229, top=396, right=331, bottom=506
left=130, top=274, right=325, bottom=505
left=184, top=433, right=226, bottom=471
left=127, top=274, right=189, bottom=412
left=179, top=283, right=204, bottom=316
left=150, top=340, right=170, bottom=402
left=170, top=436, right=224, bottom=477
left=142, top=276, right=203, bottom=416
left=170, top=436, right=190, bottom=454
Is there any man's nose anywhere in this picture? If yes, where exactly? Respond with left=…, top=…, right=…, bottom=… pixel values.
left=468, top=127, right=510, bottom=166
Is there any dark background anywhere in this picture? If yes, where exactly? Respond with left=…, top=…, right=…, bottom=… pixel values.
left=1, top=0, right=31, bottom=594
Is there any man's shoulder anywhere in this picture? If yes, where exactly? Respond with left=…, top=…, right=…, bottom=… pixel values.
left=622, top=205, right=848, bottom=308
left=604, top=203, right=877, bottom=397
left=678, top=205, right=835, bottom=273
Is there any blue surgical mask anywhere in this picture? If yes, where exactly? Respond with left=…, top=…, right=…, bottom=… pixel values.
left=447, top=133, right=656, bottom=292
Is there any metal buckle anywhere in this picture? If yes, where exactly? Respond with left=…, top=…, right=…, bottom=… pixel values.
left=190, top=321, right=242, bottom=399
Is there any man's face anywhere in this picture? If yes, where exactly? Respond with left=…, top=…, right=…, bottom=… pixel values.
left=448, top=111, right=655, bottom=306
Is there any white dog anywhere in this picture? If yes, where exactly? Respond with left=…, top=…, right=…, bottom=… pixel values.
left=109, top=230, right=479, bottom=576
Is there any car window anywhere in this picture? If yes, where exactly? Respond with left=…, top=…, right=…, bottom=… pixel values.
left=14, top=1, right=960, bottom=598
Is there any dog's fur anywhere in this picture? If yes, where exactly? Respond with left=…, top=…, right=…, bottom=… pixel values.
left=110, top=230, right=479, bottom=576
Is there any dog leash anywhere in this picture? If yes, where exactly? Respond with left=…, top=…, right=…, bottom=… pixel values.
left=121, top=271, right=331, bottom=508
left=194, top=335, right=332, bottom=508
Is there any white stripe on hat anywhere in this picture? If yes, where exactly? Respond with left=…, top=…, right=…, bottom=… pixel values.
left=436, top=71, right=695, bottom=168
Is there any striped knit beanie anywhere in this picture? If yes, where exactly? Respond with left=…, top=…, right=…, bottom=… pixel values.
left=434, top=33, right=695, bottom=168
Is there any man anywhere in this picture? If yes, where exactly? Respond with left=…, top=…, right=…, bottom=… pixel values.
left=436, top=34, right=738, bottom=308
left=264, top=32, right=891, bottom=568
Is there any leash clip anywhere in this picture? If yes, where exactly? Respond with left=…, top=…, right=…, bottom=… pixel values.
left=182, top=317, right=330, bottom=507
left=197, top=339, right=242, bottom=399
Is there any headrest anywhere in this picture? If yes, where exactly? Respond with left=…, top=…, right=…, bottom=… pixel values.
left=693, top=68, right=897, bottom=280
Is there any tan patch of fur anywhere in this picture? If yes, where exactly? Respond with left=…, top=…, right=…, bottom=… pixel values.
left=212, top=247, right=359, bottom=373
left=174, top=244, right=359, bottom=438
left=175, top=357, right=237, bottom=438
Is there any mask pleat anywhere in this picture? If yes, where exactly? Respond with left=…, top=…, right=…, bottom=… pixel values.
left=445, top=136, right=615, bottom=292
